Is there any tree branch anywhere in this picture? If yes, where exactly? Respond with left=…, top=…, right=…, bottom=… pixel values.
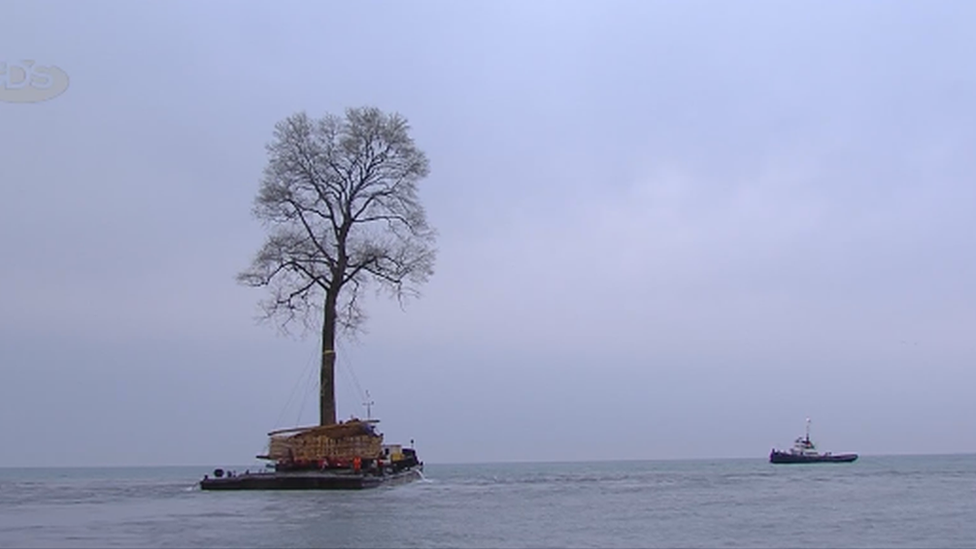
left=240, top=106, right=436, bottom=339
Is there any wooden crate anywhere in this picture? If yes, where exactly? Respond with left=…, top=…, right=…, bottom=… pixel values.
left=268, top=433, right=382, bottom=461
left=264, top=419, right=384, bottom=461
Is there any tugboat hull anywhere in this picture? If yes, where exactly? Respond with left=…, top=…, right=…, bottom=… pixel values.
left=199, top=466, right=423, bottom=491
left=769, top=451, right=858, bottom=464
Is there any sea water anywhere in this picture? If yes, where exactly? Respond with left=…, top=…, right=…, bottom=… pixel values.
left=1, top=454, right=974, bottom=548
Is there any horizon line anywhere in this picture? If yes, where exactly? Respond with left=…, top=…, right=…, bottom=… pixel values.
left=2, top=451, right=974, bottom=469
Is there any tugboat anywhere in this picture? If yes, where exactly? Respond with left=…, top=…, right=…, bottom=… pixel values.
left=769, top=418, right=858, bottom=464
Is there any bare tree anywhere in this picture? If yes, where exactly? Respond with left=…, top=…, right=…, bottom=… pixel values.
left=238, top=107, right=436, bottom=426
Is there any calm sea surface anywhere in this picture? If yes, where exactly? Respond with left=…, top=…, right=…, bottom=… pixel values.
left=1, top=455, right=974, bottom=548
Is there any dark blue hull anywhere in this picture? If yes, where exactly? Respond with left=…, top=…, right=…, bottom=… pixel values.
left=769, top=451, right=858, bottom=464
left=199, top=466, right=423, bottom=490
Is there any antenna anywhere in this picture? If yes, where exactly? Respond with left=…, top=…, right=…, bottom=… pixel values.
left=363, top=390, right=375, bottom=420
left=805, top=417, right=811, bottom=442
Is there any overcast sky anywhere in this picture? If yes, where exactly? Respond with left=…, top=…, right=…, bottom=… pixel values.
left=2, top=0, right=975, bottom=467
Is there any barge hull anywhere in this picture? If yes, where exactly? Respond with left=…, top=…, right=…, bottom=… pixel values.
left=199, top=467, right=422, bottom=491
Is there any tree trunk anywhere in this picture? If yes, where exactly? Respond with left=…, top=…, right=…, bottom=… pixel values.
left=320, top=289, right=338, bottom=426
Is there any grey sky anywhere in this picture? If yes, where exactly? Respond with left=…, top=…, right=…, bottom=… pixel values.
left=2, top=0, right=974, bottom=467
